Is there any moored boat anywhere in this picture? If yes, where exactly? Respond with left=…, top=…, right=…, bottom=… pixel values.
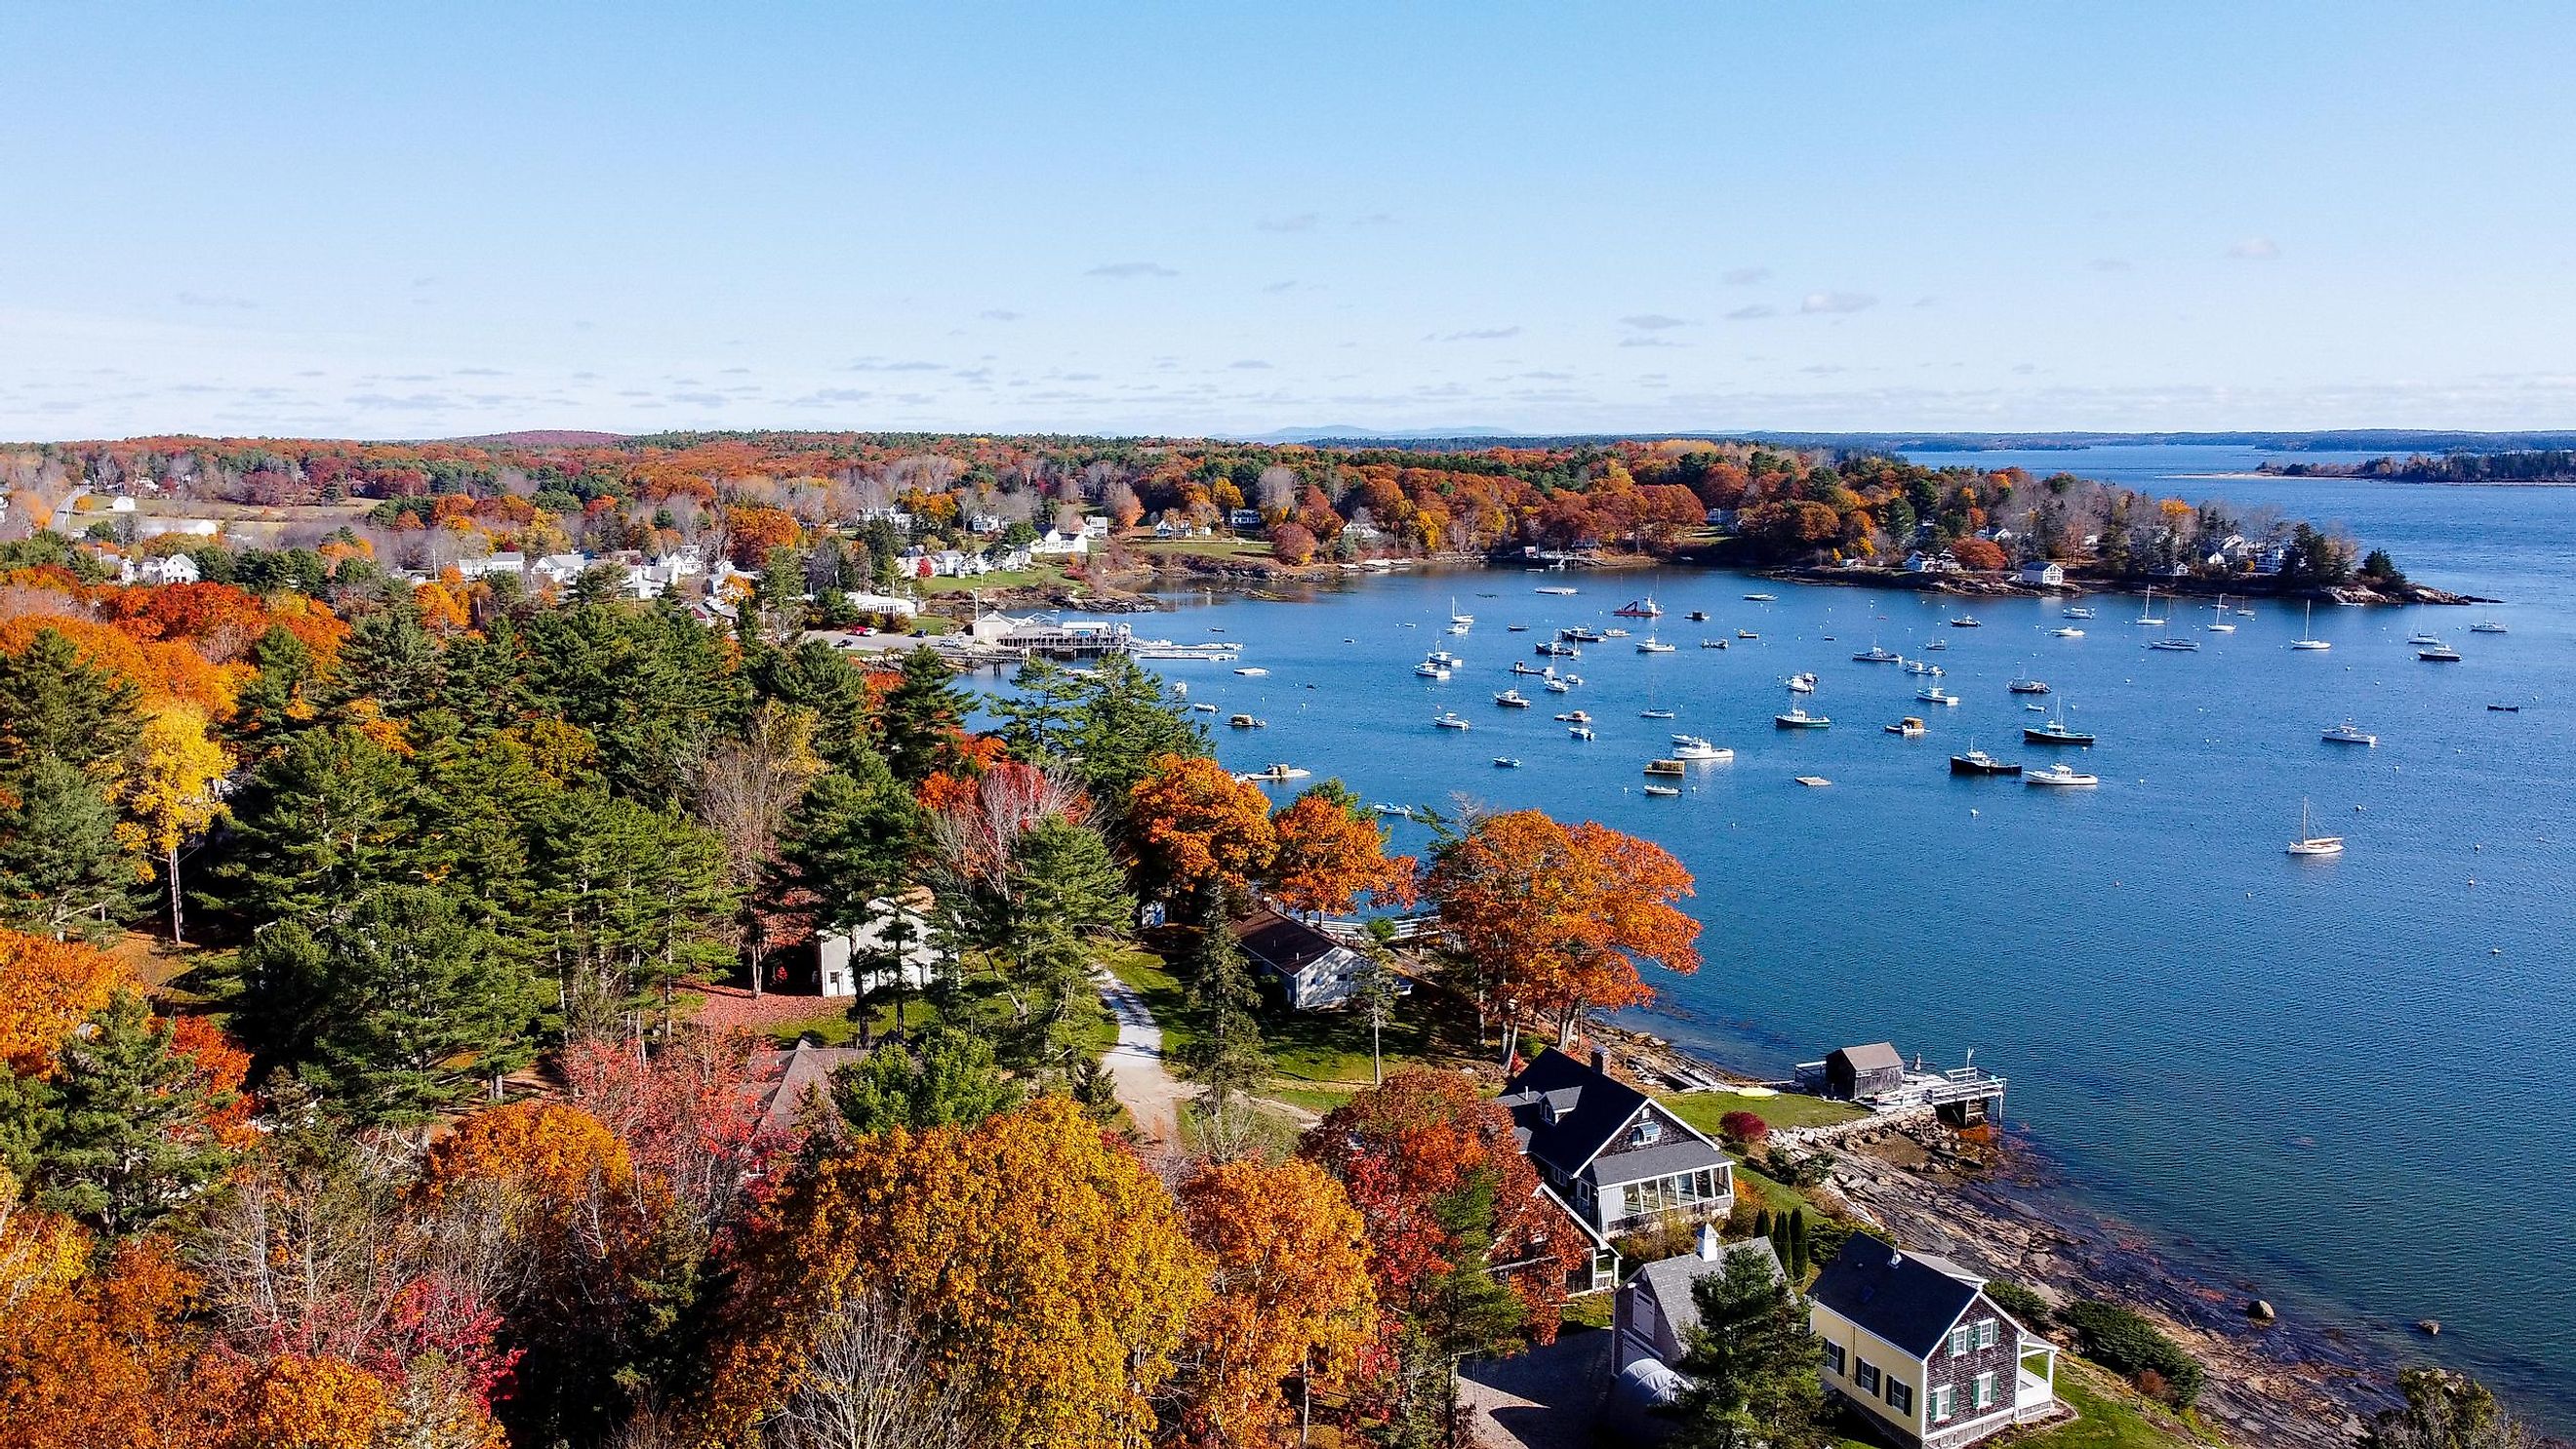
left=1493, top=689, right=1533, bottom=707
left=2287, top=798, right=2344, bottom=856
left=1431, top=711, right=1470, bottom=730
left=1949, top=748, right=2021, bottom=776
left=2025, top=762, right=2099, bottom=787
left=1774, top=704, right=1831, bottom=729
left=2322, top=721, right=2378, bottom=746
left=2008, top=678, right=2051, bottom=694
left=1885, top=716, right=1927, bottom=738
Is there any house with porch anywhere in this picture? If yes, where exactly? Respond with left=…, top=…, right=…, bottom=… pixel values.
left=1809, top=1234, right=2057, bottom=1448
left=1500, top=1048, right=1735, bottom=1293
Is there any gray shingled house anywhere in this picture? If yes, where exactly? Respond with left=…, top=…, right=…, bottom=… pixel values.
left=1499, top=1047, right=1736, bottom=1292
left=1809, top=1234, right=2059, bottom=1448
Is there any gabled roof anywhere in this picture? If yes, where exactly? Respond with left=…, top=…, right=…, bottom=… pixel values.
left=1631, top=1237, right=1785, bottom=1341
left=1499, top=1047, right=1655, bottom=1179
left=1231, top=909, right=1349, bottom=977
left=1584, top=1136, right=1728, bottom=1188
left=1831, top=1041, right=1905, bottom=1073
left=745, top=1039, right=865, bottom=1137
left=1808, top=1233, right=1989, bottom=1360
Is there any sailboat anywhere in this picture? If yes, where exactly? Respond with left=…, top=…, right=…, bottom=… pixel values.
left=2134, top=586, right=2165, bottom=626
left=2290, top=602, right=2332, bottom=652
left=1449, top=597, right=1474, bottom=626
left=2286, top=798, right=2345, bottom=857
left=2207, top=596, right=2237, bottom=632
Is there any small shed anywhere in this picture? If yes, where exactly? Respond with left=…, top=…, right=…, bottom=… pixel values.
left=1825, top=1042, right=1907, bottom=1101
left=1233, top=908, right=1369, bottom=1010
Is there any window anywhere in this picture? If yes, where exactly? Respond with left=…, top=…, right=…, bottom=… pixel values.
left=1823, top=1343, right=1846, bottom=1376
left=1949, top=1326, right=1973, bottom=1357
left=1854, top=1361, right=1880, bottom=1394
left=1977, top=1317, right=1999, bottom=1350
left=1931, top=1385, right=1955, bottom=1422
left=1886, top=1381, right=1913, bottom=1416
left=1973, top=1371, right=1995, bottom=1411
left=1633, top=1117, right=1664, bottom=1146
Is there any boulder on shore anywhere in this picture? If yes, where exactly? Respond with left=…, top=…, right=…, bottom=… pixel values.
left=2247, top=1299, right=2276, bottom=1322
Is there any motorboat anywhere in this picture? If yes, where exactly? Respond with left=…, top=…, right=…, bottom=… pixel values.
left=1602, top=626, right=1630, bottom=639
left=2418, top=644, right=2463, bottom=663
left=2008, top=678, right=2051, bottom=695
left=1853, top=645, right=1903, bottom=664
left=1885, top=716, right=1927, bottom=738
left=2025, top=763, right=2099, bottom=787
left=2049, top=625, right=2086, bottom=638
left=1228, top=714, right=1265, bottom=729
left=2321, top=721, right=2378, bottom=746
left=1744, top=592, right=1778, bottom=602
left=1636, top=637, right=1676, bottom=653
left=1561, top=673, right=1586, bottom=686
left=1786, top=672, right=1818, bottom=693
left=1239, top=763, right=1311, bottom=782
left=1510, top=661, right=1547, bottom=675
left=1492, top=757, right=1521, bottom=769
left=1904, top=660, right=1944, bottom=676
left=2023, top=716, right=2095, bottom=745
left=1555, top=709, right=1592, bottom=723
left=1568, top=726, right=1595, bottom=740
left=1447, top=621, right=1470, bottom=635
left=1950, top=615, right=1983, bottom=628
left=1563, top=626, right=1604, bottom=642
left=1701, top=638, right=1728, bottom=649
left=1614, top=596, right=1664, bottom=619
left=1493, top=689, right=1533, bottom=707
left=1915, top=686, right=1960, bottom=706
left=2291, top=602, right=2332, bottom=651
left=2063, top=606, right=2096, bottom=620
left=1672, top=737, right=1732, bottom=761
left=1923, top=639, right=1949, bottom=652
left=1774, top=705, right=1831, bottom=729
left=1949, top=748, right=2021, bottom=776
left=1536, top=585, right=1580, bottom=596
left=1413, top=662, right=1452, bottom=680
left=1736, top=628, right=1760, bottom=640
left=1507, top=624, right=1531, bottom=632
left=1233, top=665, right=1269, bottom=676
left=1546, top=677, right=1573, bottom=693
left=1537, top=640, right=1580, bottom=657
left=1685, top=610, right=1711, bottom=622
left=2287, top=799, right=2345, bottom=857
left=1429, top=649, right=1463, bottom=665
left=1432, top=711, right=1471, bottom=730
left=1189, top=702, right=1219, bottom=712
left=1641, top=785, right=1683, bottom=797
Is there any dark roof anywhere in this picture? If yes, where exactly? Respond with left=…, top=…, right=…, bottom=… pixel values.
left=1584, top=1135, right=1730, bottom=1187
left=1631, top=1238, right=1786, bottom=1339
left=1232, top=909, right=1348, bottom=976
left=1808, top=1233, right=1983, bottom=1359
left=1499, top=1047, right=1652, bottom=1178
left=1831, top=1042, right=1905, bottom=1073
left=746, top=1040, right=865, bottom=1136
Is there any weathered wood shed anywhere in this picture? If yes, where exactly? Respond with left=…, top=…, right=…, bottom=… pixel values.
left=1825, top=1042, right=1908, bottom=1101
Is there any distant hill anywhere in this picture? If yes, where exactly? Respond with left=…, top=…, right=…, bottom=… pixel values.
left=439, top=429, right=631, bottom=447
left=1233, top=424, right=1516, bottom=444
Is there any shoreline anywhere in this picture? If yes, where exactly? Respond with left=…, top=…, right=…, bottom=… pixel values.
left=1586, top=1015, right=2414, bottom=1448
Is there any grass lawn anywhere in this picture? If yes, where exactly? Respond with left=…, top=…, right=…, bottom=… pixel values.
left=1662, top=1088, right=1872, bottom=1137
left=2023, top=1357, right=2220, bottom=1449
left=1141, top=537, right=1274, bottom=562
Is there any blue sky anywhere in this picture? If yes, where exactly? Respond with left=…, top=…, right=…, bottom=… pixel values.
left=4, top=0, right=2572, bottom=439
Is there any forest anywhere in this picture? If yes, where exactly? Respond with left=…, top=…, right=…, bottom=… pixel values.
left=1, top=429, right=2378, bottom=585
left=0, top=540, right=1725, bottom=1449
left=2262, top=449, right=2576, bottom=484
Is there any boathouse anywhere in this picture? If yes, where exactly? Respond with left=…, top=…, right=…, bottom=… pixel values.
left=1824, top=1042, right=1908, bottom=1100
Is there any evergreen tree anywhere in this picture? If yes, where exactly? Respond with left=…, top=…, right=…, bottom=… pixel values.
left=523, top=599, right=749, bottom=799
left=429, top=611, right=537, bottom=731
left=1666, top=1246, right=1829, bottom=1449
left=0, top=625, right=141, bottom=781
left=33, top=989, right=237, bottom=1236
left=282, top=884, right=544, bottom=1125
left=1173, top=885, right=1268, bottom=1111
left=751, top=637, right=873, bottom=766
left=775, top=750, right=924, bottom=936
left=530, top=789, right=741, bottom=1042
left=874, top=645, right=969, bottom=785
left=990, top=656, right=1087, bottom=759
left=228, top=624, right=322, bottom=758
left=1788, top=1209, right=1810, bottom=1280
left=334, top=600, right=445, bottom=719
left=1753, top=1206, right=1774, bottom=1239
left=1065, top=654, right=1207, bottom=801
left=213, top=724, right=418, bottom=929
left=1007, top=815, right=1133, bottom=940
left=0, top=756, right=135, bottom=942
left=830, top=1026, right=1022, bottom=1135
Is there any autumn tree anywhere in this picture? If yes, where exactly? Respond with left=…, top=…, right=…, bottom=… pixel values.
left=704, top=1096, right=1212, bottom=1448
left=116, top=702, right=229, bottom=944
left=0, top=929, right=123, bottom=1077
left=1173, top=1155, right=1378, bottom=1447
left=1127, top=753, right=1277, bottom=899
left=1269, top=521, right=1318, bottom=566
left=1424, top=810, right=1701, bottom=1046
left=1268, top=779, right=1416, bottom=917
left=693, top=701, right=825, bottom=994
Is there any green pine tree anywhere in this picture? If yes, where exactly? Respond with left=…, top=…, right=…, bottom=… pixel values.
left=213, top=724, right=419, bottom=930
left=228, top=624, right=322, bottom=758
left=830, top=1026, right=1022, bottom=1135
left=874, top=646, right=969, bottom=785
left=293, top=884, right=545, bottom=1125
left=333, top=600, right=445, bottom=719
left=1007, top=816, right=1133, bottom=940
left=33, top=990, right=237, bottom=1236
left=751, top=637, right=873, bottom=766
left=1788, top=1209, right=1810, bottom=1281
left=530, top=789, right=741, bottom=1042
left=0, top=756, right=136, bottom=942
left=1066, top=654, right=1207, bottom=801
left=1666, top=1246, right=1828, bottom=1449
left=775, top=750, right=925, bottom=936
left=1173, top=886, right=1268, bottom=1111
left=0, top=625, right=141, bottom=782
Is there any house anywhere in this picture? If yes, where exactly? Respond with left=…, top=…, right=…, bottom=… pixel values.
left=1500, top=1048, right=1735, bottom=1291
left=530, top=552, right=590, bottom=586
left=744, top=1039, right=865, bottom=1137
left=1810, top=1235, right=2057, bottom=1448
left=965, top=511, right=1002, bottom=535
left=1232, top=908, right=1370, bottom=1010
left=2015, top=560, right=2066, bottom=588
left=1081, top=515, right=1109, bottom=538
left=1228, top=507, right=1265, bottom=531
left=1903, top=550, right=1963, bottom=575
left=108, top=496, right=138, bottom=513
left=1614, top=1226, right=1784, bottom=1374
left=121, top=553, right=200, bottom=585
left=1030, top=527, right=1090, bottom=556
left=1823, top=1042, right=1908, bottom=1101
left=815, top=895, right=947, bottom=998
left=456, top=551, right=526, bottom=581
left=844, top=590, right=918, bottom=619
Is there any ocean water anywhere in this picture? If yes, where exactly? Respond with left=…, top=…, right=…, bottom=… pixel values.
left=1135, top=450, right=2576, bottom=1425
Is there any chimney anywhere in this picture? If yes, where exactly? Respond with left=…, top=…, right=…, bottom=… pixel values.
left=1697, top=1222, right=1721, bottom=1262
left=1590, top=1044, right=1609, bottom=1076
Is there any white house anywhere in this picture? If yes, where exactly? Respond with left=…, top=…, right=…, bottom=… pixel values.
left=108, top=496, right=138, bottom=514
left=1081, top=515, right=1109, bottom=538
left=121, top=553, right=200, bottom=585
left=1031, top=527, right=1090, bottom=556
left=456, top=551, right=526, bottom=581
left=1228, top=507, right=1265, bottom=531
left=844, top=590, right=918, bottom=619
left=530, top=552, right=591, bottom=586
left=2016, top=560, right=2066, bottom=587
left=816, top=896, right=948, bottom=999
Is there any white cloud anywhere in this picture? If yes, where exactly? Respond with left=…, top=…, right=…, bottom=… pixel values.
left=1726, top=304, right=1777, bottom=322
left=1722, top=267, right=1770, bottom=286
left=1619, top=336, right=1682, bottom=349
left=1620, top=313, right=1688, bottom=331
left=1800, top=292, right=1878, bottom=315
left=1087, top=262, right=1178, bottom=278
left=2227, top=237, right=2280, bottom=261
left=1228, top=359, right=1272, bottom=370
left=1431, top=327, right=1521, bottom=342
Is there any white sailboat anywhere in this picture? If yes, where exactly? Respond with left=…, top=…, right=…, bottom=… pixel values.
left=2134, top=586, right=2165, bottom=626
left=2207, top=596, right=2236, bottom=632
left=2290, top=601, right=2332, bottom=651
left=1449, top=597, right=1474, bottom=625
left=2286, top=798, right=2345, bottom=857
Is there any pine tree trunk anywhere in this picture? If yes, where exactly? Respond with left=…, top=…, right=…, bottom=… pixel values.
left=167, top=844, right=184, bottom=946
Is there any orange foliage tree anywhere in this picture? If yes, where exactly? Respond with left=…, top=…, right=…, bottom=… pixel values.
left=1126, top=753, right=1277, bottom=898
left=1949, top=536, right=2008, bottom=571
left=703, top=1096, right=1210, bottom=1449
left=1174, top=1155, right=1378, bottom=1447
left=0, top=929, right=123, bottom=1075
left=1424, top=811, right=1701, bottom=1047
left=1267, top=784, right=1416, bottom=917
left=722, top=504, right=802, bottom=568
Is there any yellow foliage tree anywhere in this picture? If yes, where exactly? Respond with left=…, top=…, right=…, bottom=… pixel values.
left=114, top=703, right=229, bottom=945
left=232, top=1353, right=395, bottom=1449
left=1175, top=1156, right=1378, bottom=1446
left=0, top=930, right=124, bottom=1076
left=704, top=1096, right=1212, bottom=1448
